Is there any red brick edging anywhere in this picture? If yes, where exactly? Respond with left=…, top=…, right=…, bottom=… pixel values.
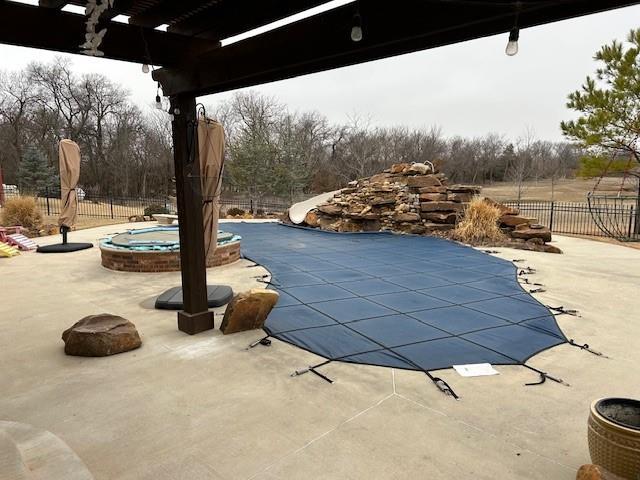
left=100, top=241, right=241, bottom=272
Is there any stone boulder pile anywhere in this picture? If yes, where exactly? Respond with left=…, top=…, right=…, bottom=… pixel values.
left=485, top=199, right=560, bottom=253
left=293, top=162, right=560, bottom=253
left=301, top=162, right=481, bottom=235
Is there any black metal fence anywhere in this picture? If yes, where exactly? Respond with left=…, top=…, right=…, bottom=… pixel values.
left=0, top=191, right=290, bottom=219
left=502, top=200, right=639, bottom=241
left=3, top=190, right=638, bottom=240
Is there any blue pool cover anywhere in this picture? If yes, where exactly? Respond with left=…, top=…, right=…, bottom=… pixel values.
left=225, top=223, right=567, bottom=378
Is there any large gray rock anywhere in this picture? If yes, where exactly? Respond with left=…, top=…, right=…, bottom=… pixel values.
left=62, top=314, right=142, bottom=357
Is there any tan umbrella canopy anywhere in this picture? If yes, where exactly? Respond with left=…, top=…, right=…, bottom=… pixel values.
left=197, top=118, right=225, bottom=264
left=58, top=139, right=81, bottom=229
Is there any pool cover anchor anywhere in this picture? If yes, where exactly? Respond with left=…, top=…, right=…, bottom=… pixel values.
left=568, top=339, right=609, bottom=358
left=547, top=305, right=580, bottom=317
left=426, top=372, right=459, bottom=400
left=291, top=360, right=334, bottom=384
left=524, top=365, right=570, bottom=387
left=519, top=278, right=543, bottom=287
left=246, top=336, right=272, bottom=350
left=518, top=267, right=537, bottom=275
left=529, top=287, right=546, bottom=293
left=517, top=277, right=545, bottom=293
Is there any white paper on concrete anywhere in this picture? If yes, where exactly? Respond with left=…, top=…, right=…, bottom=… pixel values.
left=288, top=190, right=340, bottom=224
left=452, top=363, right=499, bottom=377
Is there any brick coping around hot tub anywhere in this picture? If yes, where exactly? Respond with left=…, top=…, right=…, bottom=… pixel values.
left=100, top=240, right=241, bottom=272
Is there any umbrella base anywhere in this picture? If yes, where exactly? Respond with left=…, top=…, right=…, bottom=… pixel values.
left=155, top=285, right=234, bottom=310
left=37, top=242, right=93, bottom=253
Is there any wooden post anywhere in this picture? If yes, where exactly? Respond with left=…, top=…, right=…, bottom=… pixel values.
left=170, top=94, right=214, bottom=334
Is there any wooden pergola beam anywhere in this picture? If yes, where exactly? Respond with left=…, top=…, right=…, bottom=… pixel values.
left=154, top=0, right=639, bottom=97
left=38, top=0, right=67, bottom=8
left=0, top=1, right=217, bottom=67
left=166, top=0, right=331, bottom=40
left=128, top=0, right=217, bottom=29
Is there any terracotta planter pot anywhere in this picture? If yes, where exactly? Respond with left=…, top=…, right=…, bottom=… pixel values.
left=588, top=398, right=640, bottom=479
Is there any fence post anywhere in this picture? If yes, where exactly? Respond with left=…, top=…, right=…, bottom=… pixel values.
left=45, top=187, right=51, bottom=216
left=250, top=198, right=254, bottom=214
left=549, top=201, right=555, bottom=231
left=109, top=193, right=114, bottom=219
left=629, top=205, right=635, bottom=239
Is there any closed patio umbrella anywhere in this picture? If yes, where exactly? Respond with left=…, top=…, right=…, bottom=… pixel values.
left=37, top=139, right=92, bottom=253
left=198, top=118, right=225, bottom=265
left=58, top=139, right=80, bottom=229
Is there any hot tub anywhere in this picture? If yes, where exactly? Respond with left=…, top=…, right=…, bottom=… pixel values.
left=100, top=225, right=241, bottom=272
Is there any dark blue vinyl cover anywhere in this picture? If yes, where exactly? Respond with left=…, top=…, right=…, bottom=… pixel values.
left=225, top=223, right=566, bottom=372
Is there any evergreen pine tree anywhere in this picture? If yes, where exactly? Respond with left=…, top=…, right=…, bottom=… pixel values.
left=18, top=147, right=58, bottom=195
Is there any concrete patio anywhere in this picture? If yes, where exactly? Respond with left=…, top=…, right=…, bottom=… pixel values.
left=1, top=221, right=639, bottom=479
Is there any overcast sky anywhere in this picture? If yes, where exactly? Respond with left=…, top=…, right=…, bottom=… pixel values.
left=1, top=3, right=638, bottom=141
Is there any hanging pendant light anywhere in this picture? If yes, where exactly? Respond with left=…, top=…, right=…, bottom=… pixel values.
left=505, top=28, right=519, bottom=56
left=351, top=13, right=363, bottom=42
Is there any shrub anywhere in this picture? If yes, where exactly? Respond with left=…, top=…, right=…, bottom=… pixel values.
left=227, top=207, right=245, bottom=217
left=452, top=197, right=506, bottom=245
left=1, top=196, right=43, bottom=234
left=144, top=204, right=170, bottom=217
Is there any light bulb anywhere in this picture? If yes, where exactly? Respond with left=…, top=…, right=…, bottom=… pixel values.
left=505, top=28, right=519, bottom=56
left=142, top=63, right=150, bottom=74
left=351, top=14, right=362, bottom=42
left=351, top=25, right=363, bottom=42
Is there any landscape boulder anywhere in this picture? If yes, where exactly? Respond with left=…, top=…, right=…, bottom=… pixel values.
left=389, top=163, right=409, bottom=174
left=406, top=175, right=442, bottom=188
left=62, top=314, right=141, bottom=357
left=304, top=211, right=320, bottom=227
left=499, top=214, right=539, bottom=227
left=317, top=203, right=342, bottom=215
left=510, top=224, right=552, bottom=242
left=407, top=162, right=431, bottom=175
left=447, top=192, right=473, bottom=203
left=419, top=193, right=447, bottom=202
left=393, top=212, right=421, bottom=222
left=220, top=289, right=279, bottom=335
left=421, top=202, right=464, bottom=212
left=447, top=184, right=482, bottom=195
